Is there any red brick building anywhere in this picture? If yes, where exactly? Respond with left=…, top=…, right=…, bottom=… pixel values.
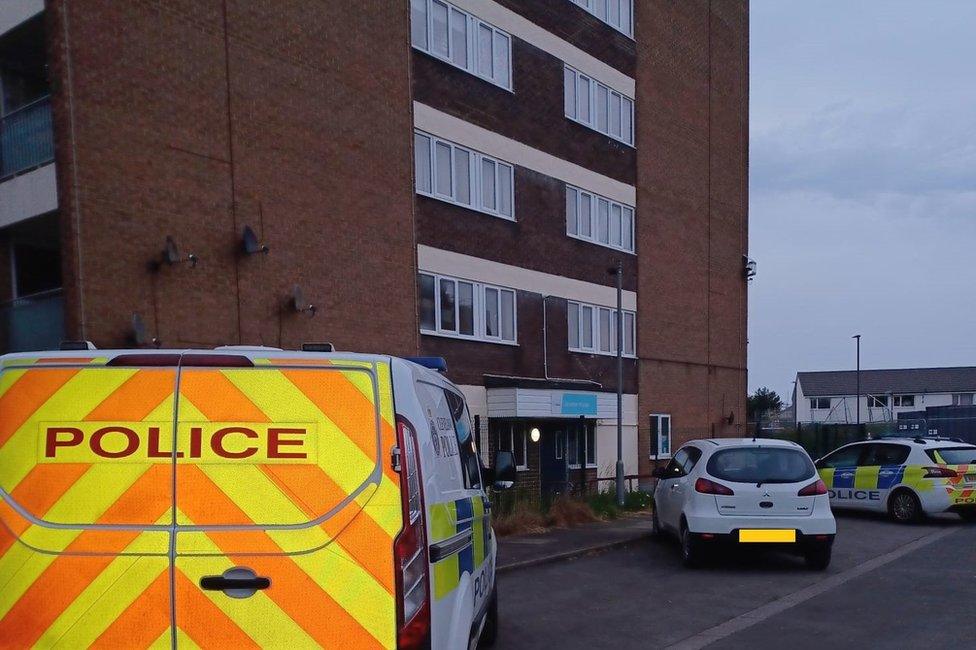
left=0, top=0, right=748, bottom=495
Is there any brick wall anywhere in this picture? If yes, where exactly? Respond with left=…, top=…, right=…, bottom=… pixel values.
left=635, top=0, right=749, bottom=472
left=47, top=0, right=419, bottom=354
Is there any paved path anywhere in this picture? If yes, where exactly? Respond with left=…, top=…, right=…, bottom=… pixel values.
left=496, top=512, right=973, bottom=648
left=497, top=513, right=653, bottom=572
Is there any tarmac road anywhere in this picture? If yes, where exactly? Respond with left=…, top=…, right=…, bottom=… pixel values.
left=496, top=511, right=974, bottom=648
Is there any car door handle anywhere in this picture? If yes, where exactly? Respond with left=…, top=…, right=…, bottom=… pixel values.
left=670, top=483, right=679, bottom=491
left=201, top=567, right=270, bottom=599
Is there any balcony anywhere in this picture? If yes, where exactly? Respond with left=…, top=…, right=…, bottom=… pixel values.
left=0, top=96, right=54, bottom=181
left=0, top=288, right=64, bottom=353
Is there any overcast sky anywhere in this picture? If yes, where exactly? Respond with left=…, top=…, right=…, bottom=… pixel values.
left=748, top=0, right=976, bottom=400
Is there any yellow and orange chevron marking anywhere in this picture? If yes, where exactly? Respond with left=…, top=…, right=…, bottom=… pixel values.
left=0, top=359, right=402, bottom=649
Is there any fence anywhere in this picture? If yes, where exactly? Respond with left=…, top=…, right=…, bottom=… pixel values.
left=0, top=289, right=65, bottom=354
left=1, top=96, right=54, bottom=180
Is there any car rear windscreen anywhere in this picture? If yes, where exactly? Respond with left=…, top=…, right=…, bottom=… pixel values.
left=926, top=446, right=976, bottom=464
left=706, top=447, right=815, bottom=484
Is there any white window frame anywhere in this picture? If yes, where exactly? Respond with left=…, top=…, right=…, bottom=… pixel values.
left=566, top=184, right=635, bottom=253
left=415, top=130, right=515, bottom=221
left=567, top=300, right=636, bottom=358
left=563, top=65, right=634, bottom=146
left=953, top=393, right=975, bottom=406
left=569, top=0, right=634, bottom=38
left=419, top=271, right=517, bottom=344
left=498, top=424, right=529, bottom=471
left=650, top=413, right=671, bottom=460
left=810, top=397, right=831, bottom=410
left=867, top=394, right=888, bottom=409
left=567, top=427, right=597, bottom=469
left=411, top=0, right=513, bottom=91
left=892, top=394, right=915, bottom=408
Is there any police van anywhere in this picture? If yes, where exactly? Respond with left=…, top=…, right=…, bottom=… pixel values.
left=0, top=346, right=516, bottom=649
left=816, top=437, right=976, bottom=523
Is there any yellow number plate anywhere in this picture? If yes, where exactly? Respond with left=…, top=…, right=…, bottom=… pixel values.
left=739, top=529, right=796, bottom=543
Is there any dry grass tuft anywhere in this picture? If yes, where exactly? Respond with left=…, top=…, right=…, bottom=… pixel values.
left=546, top=496, right=599, bottom=528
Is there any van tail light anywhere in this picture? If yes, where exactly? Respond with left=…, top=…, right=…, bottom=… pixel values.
left=923, top=466, right=958, bottom=479
left=798, top=479, right=828, bottom=496
left=394, top=417, right=431, bottom=650
left=695, top=478, right=735, bottom=496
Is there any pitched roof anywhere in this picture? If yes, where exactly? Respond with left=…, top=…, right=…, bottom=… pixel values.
left=797, top=367, right=976, bottom=397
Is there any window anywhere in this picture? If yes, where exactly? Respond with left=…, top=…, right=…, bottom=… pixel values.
left=564, top=65, right=634, bottom=145
left=445, top=389, right=481, bottom=489
left=861, top=444, right=911, bottom=467
left=706, top=448, right=815, bottom=484
left=555, top=432, right=564, bottom=460
left=661, top=446, right=687, bottom=478
left=565, top=185, right=635, bottom=252
left=649, top=414, right=671, bottom=459
left=414, top=130, right=515, bottom=219
left=893, top=394, right=915, bottom=408
left=567, top=300, right=636, bottom=357
left=497, top=424, right=528, bottom=470
left=568, top=427, right=596, bottom=469
left=569, top=0, right=634, bottom=37
left=809, top=397, right=831, bottom=410
left=817, top=445, right=864, bottom=469
left=867, top=395, right=888, bottom=409
left=419, top=272, right=517, bottom=343
left=411, top=0, right=512, bottom=89
left=953, top=393, right=974, bottom=406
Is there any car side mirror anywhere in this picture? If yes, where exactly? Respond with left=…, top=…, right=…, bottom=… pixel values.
left=652, top=467, right=668, bottom=479
left=491, top=451, right=516, bottom=490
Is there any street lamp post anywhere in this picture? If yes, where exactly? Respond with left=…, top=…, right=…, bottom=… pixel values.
left=852, top=334, right=861, bottom=425
left=609, top=261, right=625, bottom=507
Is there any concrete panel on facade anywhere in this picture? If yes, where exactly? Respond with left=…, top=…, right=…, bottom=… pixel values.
left=0, top=164, right=57, bottom=228
left=0, top=0, right=42, bottom=36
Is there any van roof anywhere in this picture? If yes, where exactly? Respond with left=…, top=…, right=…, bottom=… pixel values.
left=0, top=348, right=396, bottom=366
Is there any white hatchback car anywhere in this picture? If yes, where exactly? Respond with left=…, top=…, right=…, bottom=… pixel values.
left=652, top=438, right=837, bottom=569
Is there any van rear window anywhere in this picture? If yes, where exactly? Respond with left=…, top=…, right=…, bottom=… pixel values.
left=706, top=447, right=815, bottom=484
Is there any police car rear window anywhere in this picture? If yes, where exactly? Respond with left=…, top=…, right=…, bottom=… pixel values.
left=706, top=448, right=815, bottom=484
left=926, top=447, right=976, bottom=464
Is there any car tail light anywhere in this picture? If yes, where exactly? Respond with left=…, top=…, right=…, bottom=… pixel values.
left=394, top=417, right=431, bottom=650
left=695, top=477, right=735, bottom=495
left=923, top=466, right=958, bottom=479
left=798, top=479, right=828, bottom=496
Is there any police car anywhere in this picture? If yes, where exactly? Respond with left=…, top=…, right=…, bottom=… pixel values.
left=652, top=438, right=836, bottom=569
left=0, top=346, right=516, bottom=649
left=816, top=437, right=976, bottom=523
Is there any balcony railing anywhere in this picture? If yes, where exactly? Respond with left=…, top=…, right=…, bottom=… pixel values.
left=0, top=96, right=54, bottom=181
left=0, top=288, right=65, bottom=353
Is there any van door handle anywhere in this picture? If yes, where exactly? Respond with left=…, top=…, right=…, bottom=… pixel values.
left=200, top=567, right=270, bottom=599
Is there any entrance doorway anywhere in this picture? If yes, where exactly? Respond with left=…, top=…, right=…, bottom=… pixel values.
left=540, top=425, right=568, bottom=498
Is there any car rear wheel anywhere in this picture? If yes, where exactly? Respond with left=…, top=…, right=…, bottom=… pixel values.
left=680, top=523, right=700, bottom=568
left=804, top=545, right=832, bottom=570
left=477, top=586, right=498, bottom=647
left=888, top=490, right=922, bottom=523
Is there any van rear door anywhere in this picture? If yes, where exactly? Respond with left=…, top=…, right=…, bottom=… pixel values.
left=0, top=357, right=176, bottom=647
left=172, top=357, right=402, bottom=649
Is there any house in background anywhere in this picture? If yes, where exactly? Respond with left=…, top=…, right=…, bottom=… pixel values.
left=795, top=367, right=976, bottom=424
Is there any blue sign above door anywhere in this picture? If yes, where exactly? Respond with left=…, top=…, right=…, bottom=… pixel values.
left=560, top=393, right=598, bottom=416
